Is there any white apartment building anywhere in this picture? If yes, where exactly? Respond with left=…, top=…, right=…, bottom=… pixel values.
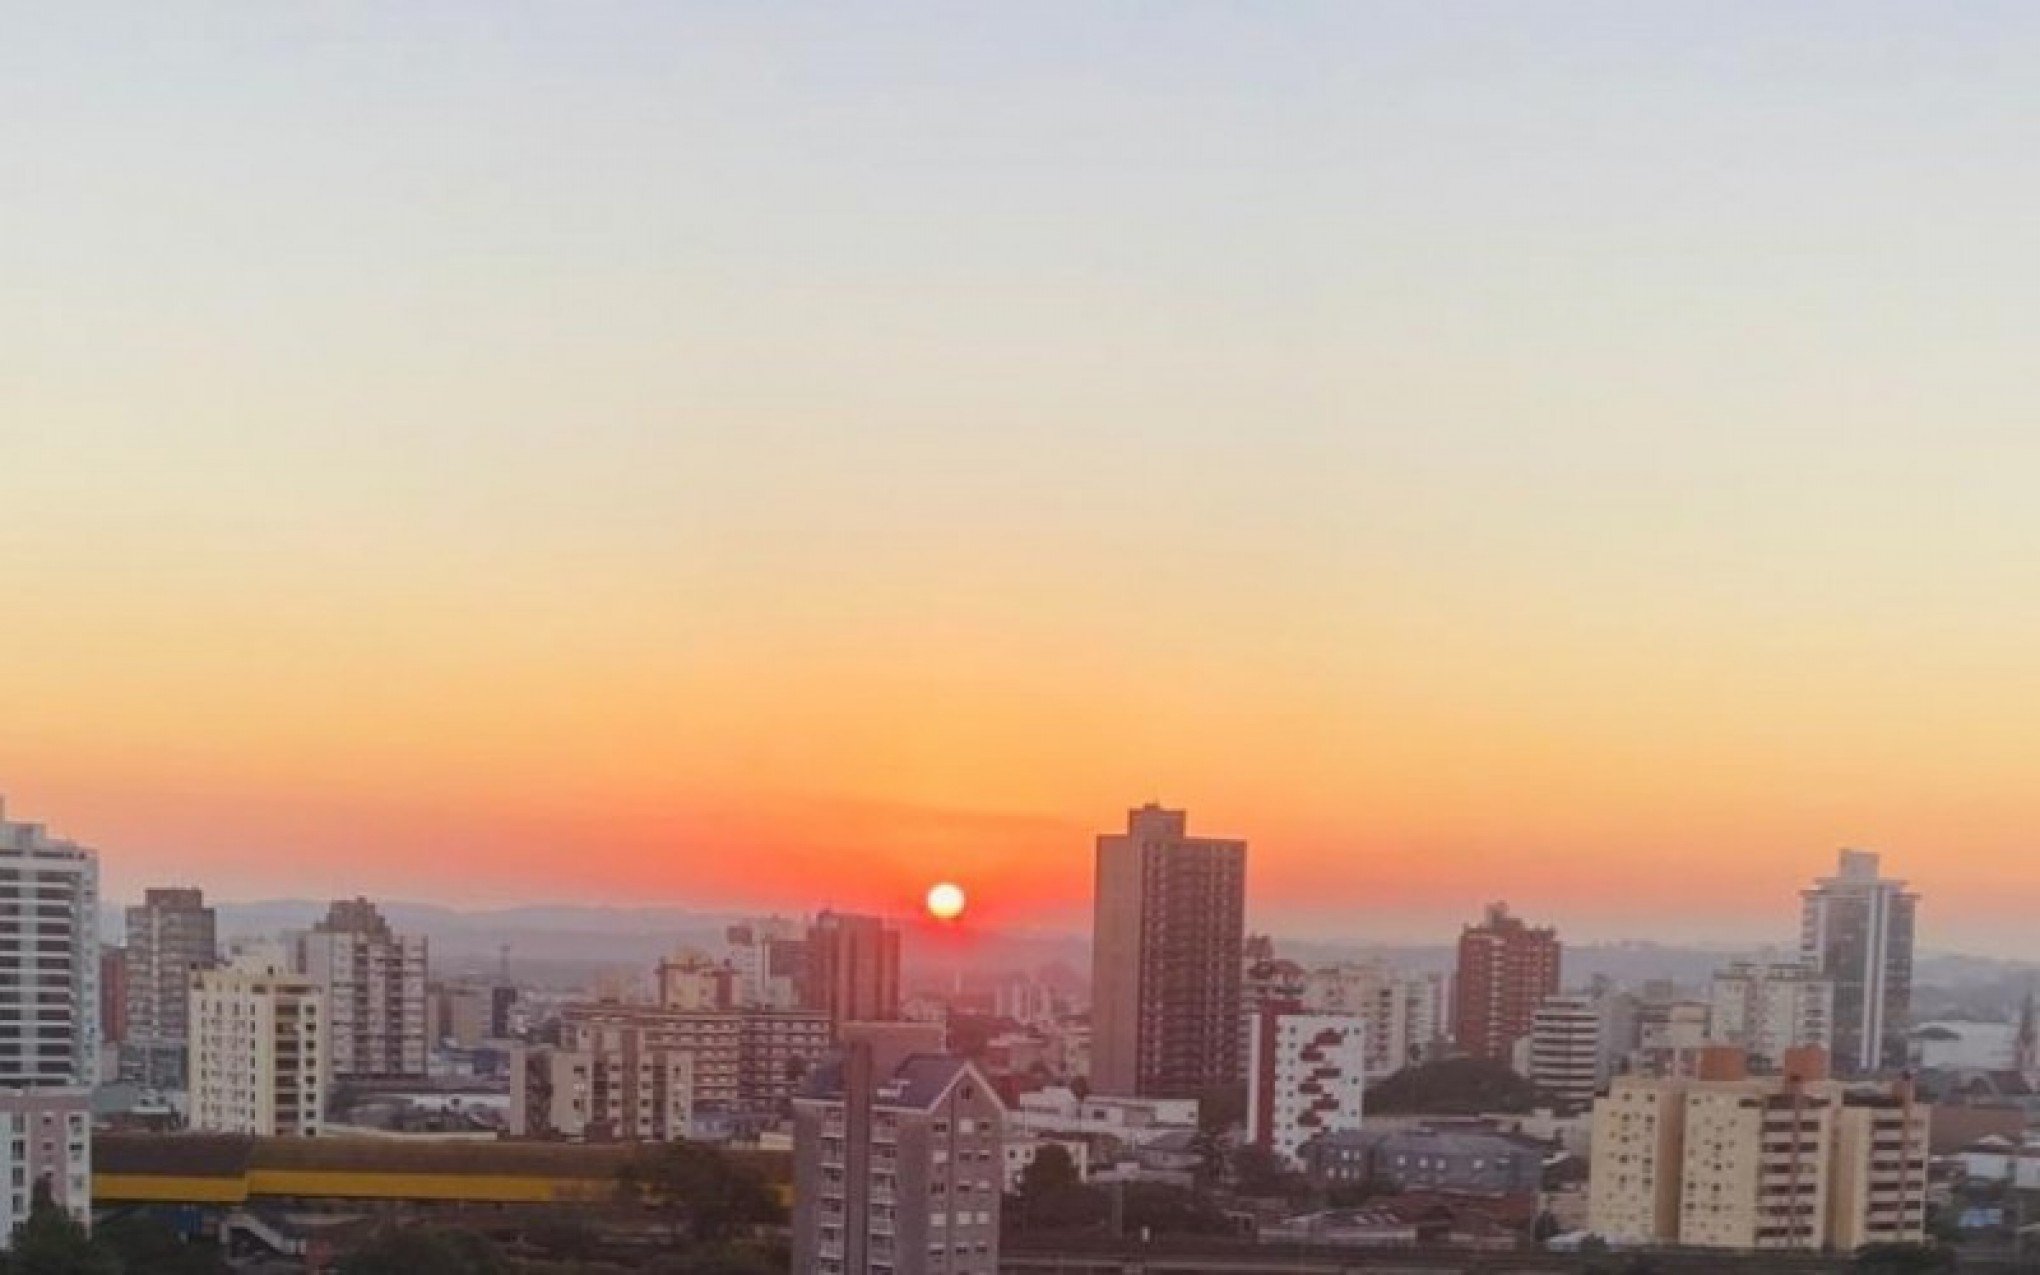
left=1247, top=1011, right=1367, bottom=1168
left=1709, top=962, right=1834, bottom=1068
left=0, top=801, right=99, bottom=1089
left=1526, top=994, right=1602, bottom=1110
left=509, top=1043, right=694, bottom=1141
left=295, top=899, right=427, bottom=1079
left=1589, top=1069, right=1928, bottom=1252
left=189, top=944, right=326, bottom=1137
left=1300, top=961, right=1443, bottom=1078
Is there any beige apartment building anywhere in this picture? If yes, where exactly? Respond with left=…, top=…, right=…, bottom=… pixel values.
left=188, top=945, right=326, bottom=1137
left=1589, top=1056, right=1927, bottom=1253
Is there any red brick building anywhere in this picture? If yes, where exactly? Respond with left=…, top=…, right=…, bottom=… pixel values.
left=1452, top=904, right=1560, bottom=1064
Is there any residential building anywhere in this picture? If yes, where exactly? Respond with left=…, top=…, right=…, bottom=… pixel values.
left=558, top=1003, right=833, bottom=1111
left=0, top=800, right=99, bottom=1089
left=1008, top=1086, right=1199, bottom=1147
left=792, top=1048, right=1005, bottom=1275
left=1801, top=849, right=1917, bottom=1074
left=1302, top=1123, right=1547, bottom=1196
left=1301, top=961, right=1444, bottom=1078
left=1588, top=1062, right=1928, bottom=1252
left=657, top=949, right=737, bottom=1011
left=807, top=912, right=901, bottom=1030
left=295, top=898, right=428, bottom=1079
left=122, top=887, right=218, bottom=1089
left=427, top=981, right=500, bottom=1050
left=1452, top=904, right=1560, bottom=1064
left=1526, top=994, right=1602, bottom=1111
left=509, top=1042, right=694, bottom=1141
left=1090, top=804, right=1247, bottom=1097
left=0, top=1090, right=92, bottom=1235
left=1630, top=1000, right=1714, bottom=1078
left=98, top=945, right=126, bottom=1053
left=1709, top=962, right=1834, bottom=1069
left=188, top=944, right=325, bottom=1137
left=725, top=916, right=808, bottom=1010
left=1247, top=1010, right=1367, bottom=1168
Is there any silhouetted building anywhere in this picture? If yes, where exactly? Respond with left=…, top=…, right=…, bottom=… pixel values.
left=1801, top=850, right=1916, bottom=1074
left=1090, top=804, right=1247, bottom=1097
left=807, top=912, right=901, bottom=1030
left=1452, top=903, right=1560, bottom=1064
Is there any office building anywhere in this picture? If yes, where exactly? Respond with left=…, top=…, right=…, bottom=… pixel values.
left=1526, top=993, right=1602, bottom=1110
left=0, top=800, right=99, bottom=1089
left=807, top=912, right=901, bottom=1030
left=1801, top=850, right=1917, bottom=1074
left=1091, top=804, right=1247, bottom=1097
left=295, top=898, right=428, bottom=1079
left=1247, top=1010, right=1367, bottom=1168
left=793, top=1048, right=1005, bottom=1275
left=188, top=944, right=325, bottom=1137
left=509, top=1042, right=694, bottom=1141
left=1588, top=1060, right=1928, bottom=1252
left=1301, top=960, right=1444, bottom=1078
left=1452, top=903, right=1560, bottom=1064
left=1709, top=962, right=1834, bottom=1070
left=122, top=886, right=218, bottom=1088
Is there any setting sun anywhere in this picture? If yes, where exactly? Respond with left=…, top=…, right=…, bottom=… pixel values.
left=925, top=881, right=967, bottom=922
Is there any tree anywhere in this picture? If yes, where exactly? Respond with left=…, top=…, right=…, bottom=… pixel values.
left=1017, top=1143, right=1082, bottom=1198
left=1365, top=1057, right=1540, bottom=1116
left=1229, top=1144, right=1310, bottom=1201
left=336, top=1226, right=507, bottom=1275
left=95, top=1213, right=229, bottom=1275
left=1009, top=1144, right=1107, bottom=1234
left=5, top=1181, right=119, bottom=1275
left=1854, top=1243, right=1957, bottom=1273
left=1120, top=1182, right=1233, bottom=1236
left=618, top=1141, right=783, bottom=1246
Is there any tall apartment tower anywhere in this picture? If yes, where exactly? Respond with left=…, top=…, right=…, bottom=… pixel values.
left=1800, top=850, right=1916, bottom=1074
left=807, top=912, right=901, bottom=1031
left=295, top=898, right=428, bottom=1079
left=122, top=887, right=218, bottom=1088
left=1246, top=1009, right=1367, bottom=1168
left=1709, top=961, right=1834, bottom=1070
left=1526, top=993, right=1603, bottom=1111
left=0, top=800, right=99, bottom=1088
left=792, top=1047, right=1006, bottom=1275
left=1453, top=903, right=1561, bottom=1064
left=1091, top=804, right=1247, bottom=1098
left=189, top=944, right=326, bottom=1137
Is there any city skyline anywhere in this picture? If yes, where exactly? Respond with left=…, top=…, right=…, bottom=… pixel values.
left=14, top=5, right=2040, bottom=950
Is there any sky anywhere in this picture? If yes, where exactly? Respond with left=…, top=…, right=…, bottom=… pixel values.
left=7, top=3, right=2040, bottom=953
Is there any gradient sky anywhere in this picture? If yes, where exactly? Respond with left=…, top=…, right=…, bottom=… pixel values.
left=8, top=4, right=2040, bottom=953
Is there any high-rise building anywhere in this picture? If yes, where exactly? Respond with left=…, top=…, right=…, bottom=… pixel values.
left=807, top=912, right=901, bottom=1030
left=1301, top=960, right=1444, bottom=1078
left=793, top=1047, right=1005, bottom=1275
left=1090, top=804, right=1247, bottom=1098
left=1589, top=1061, right=1928, bottom=1252
left=658, top=949, right=737, bottom=1011
left=295, top=898, right=428, bottom=1079
left=1525, top=993, right=1602, bottom=1110
left=188, top=944, right=325, bottom=1137
left=0, top=800, right=99, bottom=1089
left=1800, top=850, right=1916, bottom=1075
left=122, top=886, right=218, bottom=1088
left=1709, top=961, right=1834, bottom=1070
left=98, top=946, right=127, bottom=1052
left=1247, top=1009, right=1367, bottom=1168
left=725, top=917, right=808, bottom=1009
left=1452, top=903, right=1560, bottom=1064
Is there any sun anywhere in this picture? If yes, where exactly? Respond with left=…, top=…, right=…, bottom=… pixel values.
left=925, top=881, right=967, bottom=922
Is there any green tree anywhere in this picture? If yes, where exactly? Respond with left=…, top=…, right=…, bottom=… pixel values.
left=1017, top=1143, right=1081, bottom=1198
left=618, top=1141, right=783, bottom=1246
left=95, top=1213, right=229, bottom=1275
left=336, top=1225, right=507, bottom=1275
left=1365, top=1057, right=1541, bottom=1116
left=1229, top=1144, right=1309, bottom=1201
left=5, top=1182, right=119, bottom=1275
left=1854, top=1243, right=1957, bottom=1273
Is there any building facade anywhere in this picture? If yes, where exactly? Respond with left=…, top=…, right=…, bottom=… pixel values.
left=1526, top=993, right=1602, bottom=1111
left=122, top=886, right=218, bottom=1088
left=558, top=1003, right=833, bottom=1111
left=1801, top=850, right=1917, bottom=1074
left=1452, top=903, right=1560, bottom=1064
left=1300, top=961, right=1443, bottom=1078
left=188, top=945, right=326, bottom=1137
left=1588, top=1067, right=1928, bottom=1252
left=0, top=1090, right=92, bottom=1236
left=1247, top=1010, right=1366, bottom=1168
left=725, top=916, right=808, bottom=1010
left=295, top=898, right=428, bottom=1080
left=1090, top=804, right=1247, bottom=1098
left=793, top=1050, right=1005, bottom=1275
left=1303, top=1124, right=1547, bottom=1196
left=1709, top=962, right=1834, bottom=1070
left=807, top=912, right=902, bottom=1031
left=0, top=801, right=99, bottom=1089
left=509, top=1042, right=694, bottom=1141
